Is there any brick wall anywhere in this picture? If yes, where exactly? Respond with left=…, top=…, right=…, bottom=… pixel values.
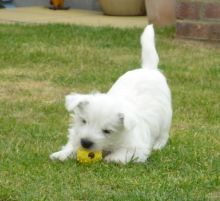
left=176, top=0, right=220, bottom=41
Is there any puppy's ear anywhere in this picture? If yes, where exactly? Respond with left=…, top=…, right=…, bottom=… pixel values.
left=65, top=93, right=89, bottom=113
left=77, top=101, right=89, bottom=111
left=118, top=113, right=124, bottom=124
left=119, top=112, right=135, bottom=131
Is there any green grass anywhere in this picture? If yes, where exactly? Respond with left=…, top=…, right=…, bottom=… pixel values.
left=0, top=23, right=219, bottom=201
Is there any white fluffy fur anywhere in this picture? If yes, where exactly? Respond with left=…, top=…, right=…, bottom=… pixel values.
left=50, top=25, right=172, bottom=164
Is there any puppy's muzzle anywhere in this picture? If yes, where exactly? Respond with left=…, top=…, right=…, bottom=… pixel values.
left=81, top=138, right=94, bottom=149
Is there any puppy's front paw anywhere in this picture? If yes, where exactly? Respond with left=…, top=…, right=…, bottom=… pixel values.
left=50, top=151, right=69, bottom=161
left=104, top=153, right=127, bottom=164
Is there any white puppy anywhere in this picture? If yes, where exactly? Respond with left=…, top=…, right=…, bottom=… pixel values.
left=50, top=25, right=172, bottom=164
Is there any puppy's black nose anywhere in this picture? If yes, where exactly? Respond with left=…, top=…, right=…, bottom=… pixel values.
left=81, top=138, right=93, bottom=149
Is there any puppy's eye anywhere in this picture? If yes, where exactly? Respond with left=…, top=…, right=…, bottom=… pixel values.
left=102, top=129, right=112, bottom=134
left=81, top=119, right=87, bottom=124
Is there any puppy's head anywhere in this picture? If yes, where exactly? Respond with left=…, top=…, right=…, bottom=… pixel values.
left=65, top=93, right=130, bottom=151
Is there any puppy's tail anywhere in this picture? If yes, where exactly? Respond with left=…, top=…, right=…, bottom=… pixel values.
left=141, top=24, right=159, bottom=69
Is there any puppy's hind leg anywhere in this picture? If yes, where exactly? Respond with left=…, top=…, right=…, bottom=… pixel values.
left=153, top=132, right=169, bottom=150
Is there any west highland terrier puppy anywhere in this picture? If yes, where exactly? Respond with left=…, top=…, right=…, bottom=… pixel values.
left=50, top=25, right=172, bottom=164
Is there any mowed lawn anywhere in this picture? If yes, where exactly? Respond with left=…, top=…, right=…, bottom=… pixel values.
left=0, top=24, right=219, bottom=201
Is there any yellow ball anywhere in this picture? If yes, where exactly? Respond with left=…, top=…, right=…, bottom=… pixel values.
left=76, top=147, right=102, bottom=163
